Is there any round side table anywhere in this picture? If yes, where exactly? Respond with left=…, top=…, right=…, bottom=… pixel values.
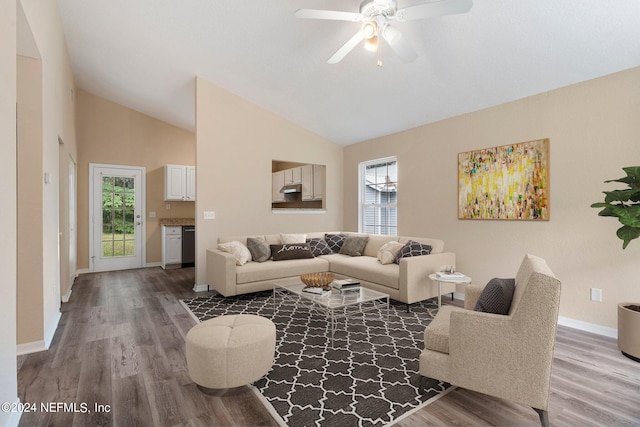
left=428, top=273, right=472, bottom=308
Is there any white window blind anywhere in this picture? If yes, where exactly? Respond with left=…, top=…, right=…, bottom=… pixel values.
left=359, top=157, right=397, bottom=236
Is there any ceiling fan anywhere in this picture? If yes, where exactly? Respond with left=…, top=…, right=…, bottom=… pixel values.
left=295, top=0, right=473, bottom=64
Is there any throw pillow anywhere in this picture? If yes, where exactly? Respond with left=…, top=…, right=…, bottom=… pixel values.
left=270, top=243, right=314, bottom=261
left=280, top=233, right=307, bottom=244
left=306, top=238, right=333, bottom=257
left=246, top=237, right=271, bottom=263
left=218, top=241, right=252, bottom=266
left=339, top=236, right=369, bottom=257
left=394, top=240, right=433, bottom=264
left=377, top=241, right=404, bottom=265
left=474, top=278, right=515, bottom=315
left=325, top=233, right=347, bottom=253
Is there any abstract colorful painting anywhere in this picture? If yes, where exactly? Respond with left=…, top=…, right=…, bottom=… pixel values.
left=458, top=139, right=549, bottom=220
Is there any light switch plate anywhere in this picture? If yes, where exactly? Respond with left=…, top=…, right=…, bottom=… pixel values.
left=203, top=211, right=216, bottom=220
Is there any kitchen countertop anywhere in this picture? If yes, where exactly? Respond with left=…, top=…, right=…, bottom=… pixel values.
left=159, top=218, right=196, bottom=226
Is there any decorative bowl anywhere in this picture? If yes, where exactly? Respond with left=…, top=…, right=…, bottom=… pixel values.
left=300, top=272, right=335, bottom=288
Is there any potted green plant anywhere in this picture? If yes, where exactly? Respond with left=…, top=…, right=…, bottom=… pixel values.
left=591, top=166, right=640, bottom=362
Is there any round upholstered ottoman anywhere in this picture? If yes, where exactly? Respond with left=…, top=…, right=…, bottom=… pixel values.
left=185, top=314, right=276, bottom=390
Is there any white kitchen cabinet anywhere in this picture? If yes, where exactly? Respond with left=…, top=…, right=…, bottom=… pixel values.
left=162, top=226, right=182, bottom=269
left=164, top=164, right=196, bottom=201
left=302, top=164, right=325, bottom=201
left=272, top=171, right=286, bottom=203
left=284, top=167, right=302, bottom=185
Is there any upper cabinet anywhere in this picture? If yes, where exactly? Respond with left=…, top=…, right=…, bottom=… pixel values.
left=302, top=164, right=325, bottom=201
left=272, top=170, right=286, bottom=203
left=165, top=164, right=196, bottom=201
left=284, top=167, right=302, bottom=185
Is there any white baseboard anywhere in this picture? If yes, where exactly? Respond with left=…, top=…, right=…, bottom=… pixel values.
left=558, top=316, right=617, bottom=339
left=61, top=288, right=72, bottom=303
left=44, top=310, right=62, bottom=349
left=193, top=283, right=209, bottom=292
left=453, top=292, right=465, bottom=301
left=17, top=340, right=47, bottom=356
left=76, top=268, right=90, bottom=275
left=146, top=261, right=162, bottom=268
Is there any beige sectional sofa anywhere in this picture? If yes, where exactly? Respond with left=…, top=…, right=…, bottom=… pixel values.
left=206, top=232, right=456, bottom=305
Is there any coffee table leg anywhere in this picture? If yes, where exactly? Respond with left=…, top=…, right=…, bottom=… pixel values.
left=438, top=281, right=442, bottom=308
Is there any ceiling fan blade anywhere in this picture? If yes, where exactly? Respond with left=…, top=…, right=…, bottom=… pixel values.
left=396, top=0, right=473, bottom=21
left=295, top=9, right=362, bottom=22
left=382, top=26, right=417, bottom=63
left=328, top=31, right=365, bottom=64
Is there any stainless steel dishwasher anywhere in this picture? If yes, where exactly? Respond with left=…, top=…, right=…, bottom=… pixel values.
left=182, top=226, right=195, bottom=267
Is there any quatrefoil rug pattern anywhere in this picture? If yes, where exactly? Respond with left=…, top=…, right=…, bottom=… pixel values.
left=181, top=291, right=450, bottom=427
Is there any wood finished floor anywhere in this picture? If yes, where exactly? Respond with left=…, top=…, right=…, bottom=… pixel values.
left=17, top=267, right=640, bottom=427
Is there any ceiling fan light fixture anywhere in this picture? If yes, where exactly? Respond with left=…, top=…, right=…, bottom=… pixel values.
left=362, top=21, right=377, bottom=39
left=364, top=35, right=379, bottom=52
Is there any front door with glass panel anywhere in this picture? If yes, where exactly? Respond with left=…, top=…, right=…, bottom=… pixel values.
left=90, top=164, right=144, bottom=272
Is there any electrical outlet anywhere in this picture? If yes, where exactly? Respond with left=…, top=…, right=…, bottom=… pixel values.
left=590, top=288, right=602, bottom=302
left=149, top=211, right=156, bottom=218
left=165, top=203, right=171, bottom=210
left=203, top=211, right=216, bottom=220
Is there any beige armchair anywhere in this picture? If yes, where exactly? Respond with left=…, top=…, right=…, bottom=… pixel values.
left=419, top=254, right=561, bottom=427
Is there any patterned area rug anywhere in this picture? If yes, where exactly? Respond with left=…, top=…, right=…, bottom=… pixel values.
left=181, top=291, right=450, bottom=427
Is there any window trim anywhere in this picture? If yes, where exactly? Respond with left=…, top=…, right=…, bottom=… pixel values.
left=358, top=156, right=398, bottom=236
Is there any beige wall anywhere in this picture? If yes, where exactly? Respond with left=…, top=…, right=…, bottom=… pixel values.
left=18, top=0, right=78, bottom=348
left=194, top=77, right=344, bottom=285
left=17, top=55, right=44, bottom=344
left=0, top=0, right=19, bottom=419
left=76, top=90, right=196, bottom=268
left=344, top=67, right=640, bottom=330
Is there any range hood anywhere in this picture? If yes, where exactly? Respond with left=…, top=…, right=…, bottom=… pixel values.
left=280, top=184, right=302, bottom=194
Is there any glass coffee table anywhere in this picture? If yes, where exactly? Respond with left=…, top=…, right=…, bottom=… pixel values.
left=273, top=279, right=390, bottom=346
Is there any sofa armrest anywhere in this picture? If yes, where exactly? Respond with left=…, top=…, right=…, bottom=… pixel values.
left=207, top=249, right=238, bottom=297
left=463, top=284, right=485, bottom=310
left=399, top=252, right=456, bottom=304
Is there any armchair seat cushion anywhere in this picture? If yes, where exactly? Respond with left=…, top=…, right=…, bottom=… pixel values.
left=423, top=305, right=466, bottom=354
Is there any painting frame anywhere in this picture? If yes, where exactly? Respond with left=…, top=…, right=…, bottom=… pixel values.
left=458, top=139, right=550, bottom=220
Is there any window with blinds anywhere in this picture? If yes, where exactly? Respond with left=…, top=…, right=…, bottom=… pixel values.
left=359, top=157, right=397, bottom=236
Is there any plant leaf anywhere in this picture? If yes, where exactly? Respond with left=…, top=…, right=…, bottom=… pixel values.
left=617, top=225, right=640, bottom=249
left=604, top=189, right=640, bottom=203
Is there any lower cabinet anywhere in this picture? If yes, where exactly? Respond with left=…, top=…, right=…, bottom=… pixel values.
left=162, top=226, right=182, bottom=269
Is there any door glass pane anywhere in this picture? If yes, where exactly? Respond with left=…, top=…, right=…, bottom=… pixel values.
left=102, top=174, right=136, bottom=258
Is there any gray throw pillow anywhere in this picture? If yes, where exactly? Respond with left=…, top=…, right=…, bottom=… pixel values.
left=306, top=238, right=333, bottom=257
left=474, top=278, right=515, bottom=315
left=270, top=243, right=314, bottom=261
left=394, top=240, right=432, bottom=264
left=325, top=233, right=347, bottom=253
left=339, top=236, right=369, bottom=257
left=246, top=237, right=270, bottom=263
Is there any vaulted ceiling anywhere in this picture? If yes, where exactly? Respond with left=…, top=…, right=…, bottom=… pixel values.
left=57, top=0, right=640, bottom=145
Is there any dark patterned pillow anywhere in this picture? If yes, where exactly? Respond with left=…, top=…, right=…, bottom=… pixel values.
left=474, top=278, right=515, bottom=315
left=306, top=238, right=333, bottom=257
left=324, top=233, right=347, bottom=253
left=270, top=243, right=314, bottom=261
left=246, top=237, right=271, bottom=263
left=339, top=236, right=369, bottom=257
left=394, top=240, right=432, bottom=264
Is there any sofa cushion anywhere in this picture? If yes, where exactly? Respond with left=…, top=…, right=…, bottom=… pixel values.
left=474, top=278, right=515, bottom=315
left=306, top=238, right=333, bottom=257
left=280, top=233, right=307, bottom=244
left=218, top=241, right=252, bottom=266
left=329, top=256, right=400, bottom=290
left=394, top=240, right=432, bottom=264
left=246, top=237, right=271, bottom=263
left=339, top=236, right=369, bottom=256
left=363, top=235, right=399, bottom=257
left=424, top=306, right=465, bottom=354
left=377, top=241, right=404, bottom=265
left=270, top=243, right=314, bottom=261
left=235, top=258, right=329, bottom=284
left=325, top=233, right=347, bottom=253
